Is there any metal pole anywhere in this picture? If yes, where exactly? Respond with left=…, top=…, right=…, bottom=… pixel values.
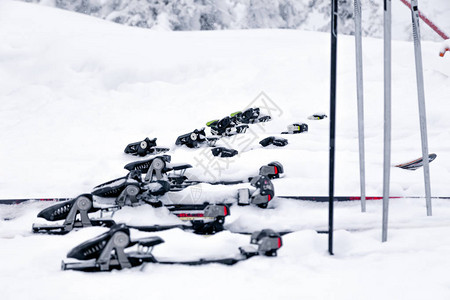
left=382, top=0, right=392, bottom=243
left=354, top=0, right=366, bottom=212
left=329, top=0, right=338, bottom=255
left=410, top=0, right=432, bottom=216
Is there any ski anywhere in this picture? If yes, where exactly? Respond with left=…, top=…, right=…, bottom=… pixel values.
left=61, top=224, right=282, bottom=272
left=394, top=153, right=436, bottom=170
left=277, top=195, right=450, bottom=202
left=234, top=220, right=450, bottom=236
left=0, top=161, right=283, bottom=205
left=31, top=194, right=230, bottom=235
left=5, top=194, right=448, bottom=206
left=0, top=198, right=71, bottom=205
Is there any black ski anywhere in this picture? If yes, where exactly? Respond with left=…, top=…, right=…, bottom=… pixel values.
left=61, top=224, right=282, bottom=272
left=278, top=195, right=450, bottom=202
left=0, top=198, right=71, bottom=205
left=31, top=194, right=230, bottom=235
left=394, top=153, right=437, bottom=170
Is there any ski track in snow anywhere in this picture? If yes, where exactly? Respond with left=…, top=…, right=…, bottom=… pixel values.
left=1, top=1, right=450, bottom=299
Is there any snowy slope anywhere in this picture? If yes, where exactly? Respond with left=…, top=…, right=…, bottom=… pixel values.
left=23, top=0, right=450, bottom=41
left=1, top=1, right=450, bottom=299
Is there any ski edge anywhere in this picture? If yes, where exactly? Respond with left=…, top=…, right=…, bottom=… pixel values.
left=277, top=196, right=450, bottom=202
left=0, top=198, right=72, bottom=205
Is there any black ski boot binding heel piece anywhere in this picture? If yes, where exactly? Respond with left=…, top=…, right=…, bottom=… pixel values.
left=238, top=175, right=275, bottom=208
left=259, top=136, right=288, bottom=147
left=211, top=147, right=239, bottom=158
left=281, top=123, right=308, bottom=134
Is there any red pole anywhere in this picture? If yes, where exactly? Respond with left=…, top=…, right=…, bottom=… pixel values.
left=398, top=0, right=449, bottom=40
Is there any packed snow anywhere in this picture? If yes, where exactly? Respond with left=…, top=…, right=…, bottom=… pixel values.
left=1, top=0, right=450, bottom=299
left=441, top=39, right=450, bottom=56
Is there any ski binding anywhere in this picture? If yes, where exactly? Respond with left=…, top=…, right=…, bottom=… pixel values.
left=281, top=123, right=308, bottom=134
left=238, top=175, right=275, bottom=208
left=123, top=155, right=193, bottom=186
left=259, top=136, right=288, bottom=147
left=175, top=128, right=218, bottom=148
left=32, top=194, right=116, bottom=234
left=92, top=169, right=171, bottom=207
left=33, top=193, right=231, bottom=235
left=307, top=113, right=327, bottom=120
left=231, top=107, right=271, bottom=124
left=124, top=137, right=169, bottom=157
left=211, top=147, right=239, bottom=158
left=206, top=116, right=249, bottom=137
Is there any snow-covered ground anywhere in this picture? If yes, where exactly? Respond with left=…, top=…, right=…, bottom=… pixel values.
left=23, top=0, right=450, bottom=41
left=1, top=1, right=450, bottom=299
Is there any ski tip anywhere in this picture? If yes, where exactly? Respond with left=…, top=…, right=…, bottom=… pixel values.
left=394, top=153, right=437, bottom=170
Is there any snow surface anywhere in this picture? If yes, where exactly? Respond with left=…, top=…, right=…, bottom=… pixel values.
left=23, top=0, right=450, bottom=41
left=441, top=39, right=450, bottom=56
left=1, top=1, right=450, bottom=299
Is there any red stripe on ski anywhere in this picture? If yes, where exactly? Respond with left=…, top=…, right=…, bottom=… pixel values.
left=278, top=196, right=448, bottom=202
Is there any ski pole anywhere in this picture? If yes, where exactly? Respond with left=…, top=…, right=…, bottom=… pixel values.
left=410, top=0, right=432, bottom=216
left=354, top=0, right=366, bottom=213
left=382, top=0, right=392, bottom=243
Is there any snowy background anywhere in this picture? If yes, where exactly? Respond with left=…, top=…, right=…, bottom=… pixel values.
left=1, top=0, right=450, bottom=299
left=21, top=0, right=450, bottom=41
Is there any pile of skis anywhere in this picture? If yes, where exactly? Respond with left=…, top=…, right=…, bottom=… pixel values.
left=125, top=107, right=276, bottom=157
left=122, top=107, right=322, bottom=161
left=32, top=158, right=283, bottom=234
left=7, top=103, right=437, bottom=272
left=27, top=106, right=293, bottom=272
left=30, top=153, right=284, bottom=271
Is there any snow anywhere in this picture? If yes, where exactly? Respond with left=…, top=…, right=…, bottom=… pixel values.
left=23, top=0, right=450, bottom=41
left=1, top=0, right=450, bottom=299
left=441, top=39, right=450, bottom=56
